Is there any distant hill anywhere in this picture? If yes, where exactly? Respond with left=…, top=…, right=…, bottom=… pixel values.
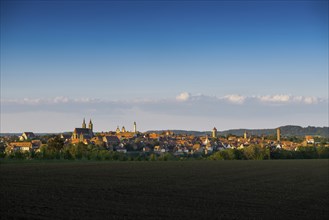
left=147, top=126, right=329, bottom=138
left=1, top=126, right=328, bottom=138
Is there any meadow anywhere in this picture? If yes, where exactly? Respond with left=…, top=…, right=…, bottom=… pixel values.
left=1, top=160, right=328, bottom=219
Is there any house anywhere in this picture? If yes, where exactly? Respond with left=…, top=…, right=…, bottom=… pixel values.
left=203, top=144, right=214, bottom=154
left=91, top=136, right=104, bottom=146
left=238, top=143, right=249, bottom=149
left=305, top=136, right=315, bottom=144
left=149, top=133, right=160, bottom=139
left=19, top=132, right=36, bottom=141
left=9, top=142, right=32, bottom=151
left=143, top=146, right=151, bottom=152
left=173, top=146, right=184, bottom=156
left=103, top=136, right=120, bottom=147
left=202, top=136, right=210, bottom=146
left=31, top=140, right=42, bottom=149
left=154, top=146, right=167, bottom=153
left=8, top=141, right=40, bottom=152
left=154, top=145, right=161, bottom=152
left=60, top=133, right=72, bottom=141
left=183, top=147, right=190, bottom=154
left=116, top=147, right=127, bottom=153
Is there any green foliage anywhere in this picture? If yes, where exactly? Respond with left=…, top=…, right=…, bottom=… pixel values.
left=6, top=150, right=30, bottom=160
left=316, top=147, right=329, bottom=158
left=3, top=141, right=329, bottom=161
left=158, top=153, right=175, bottom=161
left=150, top=154, right=157, bottom=161
left=243, top=145, right=269, bottom=160
left=209, top=149, right=239, bottom=160
left=270, top=149, right=295, bottom=159
left=286, top=136, right=303, bottom=143
left=47, top=136, right=64, bottom=151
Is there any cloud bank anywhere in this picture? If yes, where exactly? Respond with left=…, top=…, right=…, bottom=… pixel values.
left=1, top=92, right=327, bottom=132
left=174, top=92, right=324, bottom=105
left=2, top=93, right=326, bottom=107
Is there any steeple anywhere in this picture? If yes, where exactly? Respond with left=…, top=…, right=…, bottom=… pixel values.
left=88, top=119, right=93, bottom=131
left=276, top=128, right=281, bottom=142
left=212, top=127, right=217, bottom=138
left=82, top=118, right=86, bottom=128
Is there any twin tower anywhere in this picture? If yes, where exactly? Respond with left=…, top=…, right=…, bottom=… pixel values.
left=82, top=118, right=93, bottom=131
left=81, top=119, right=137, bottom=133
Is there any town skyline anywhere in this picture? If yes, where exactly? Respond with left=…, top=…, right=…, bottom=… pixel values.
left=1, top=117, right=328, bottom=135
left=1, top=0, right=328, bottom=132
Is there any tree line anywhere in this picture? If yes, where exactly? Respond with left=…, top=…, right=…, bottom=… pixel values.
left=1, top=137, right=329, bottom=161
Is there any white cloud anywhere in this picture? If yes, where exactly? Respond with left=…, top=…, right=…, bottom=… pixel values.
left=258, top=95, right=290, bottom=103
left=223, top=94, right=246, bottom=104
left=303, top=97, right=318, bottom=104
left=257, top=95, right=320, bottom=104
left=1, top=93, right=328, bottom=132
left=2, top=93, right=327, bottom=107
left=176, top=92, right=191, bottom=101
left=174, top=93, right=325, bottom=105
left=3, top=97, right=102, bottom=105
left=53, top=96, right=69, bottom=103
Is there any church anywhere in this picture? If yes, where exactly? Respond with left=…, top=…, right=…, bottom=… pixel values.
left=71, top=118, right=94, bottom=143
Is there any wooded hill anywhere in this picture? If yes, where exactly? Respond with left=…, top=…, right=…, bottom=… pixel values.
left=147, top=125, right=329, bottom=138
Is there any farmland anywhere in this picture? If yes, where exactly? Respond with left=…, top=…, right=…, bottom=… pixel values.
left=1, top=160, right=328, bottom=219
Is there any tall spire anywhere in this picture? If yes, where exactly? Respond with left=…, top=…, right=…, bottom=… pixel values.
left=212, top=127, right=217, bottom=138
left=88, top=119, right=93, bottom=131
left=82, top=118, right=86, bottom=128
left=276, top=128, right=281, bottom=142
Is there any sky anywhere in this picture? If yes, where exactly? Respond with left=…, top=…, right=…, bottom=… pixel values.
left=1, top=0, right=328, bottom=133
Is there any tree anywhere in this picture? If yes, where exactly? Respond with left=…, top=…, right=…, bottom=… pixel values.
left=47, top=136, right=64, bottom=151
left=317, top=147, right=329, bottom=158
left=243, top=145, right=268, bottom=160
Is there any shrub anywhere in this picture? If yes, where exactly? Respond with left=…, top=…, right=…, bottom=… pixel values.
left=243, top=145, right=268, bottom=160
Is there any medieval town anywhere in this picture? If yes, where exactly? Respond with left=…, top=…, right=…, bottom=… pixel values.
left=1, top=119, right=328, bottom=160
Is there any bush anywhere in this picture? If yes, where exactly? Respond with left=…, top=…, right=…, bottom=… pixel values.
left=243, top=145, right=268, bottom=160
left=317, top=147, right=329, bottom=158
left=298, top=147, right=318, bottom=159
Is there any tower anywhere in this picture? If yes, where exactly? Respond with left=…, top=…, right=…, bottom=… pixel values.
left=276, top=128, right=281, bottom=142
left=82, top=118, right=86, bottom=128
left=80, top=133, right=83, bottom=142
left=133, top=122, right=137, bottom=133
left=244, top=131, right=247, bottom=139
left=88, top=119, right=93, bottom=131
left=116, top=126, right=120, bottom=133
left=212, top=127, right=217, bottom=138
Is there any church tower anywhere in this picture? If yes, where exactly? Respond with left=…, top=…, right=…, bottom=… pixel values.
left=133, top=122, right=137, bottom=133
left=277, top=128, right=281, bottom=142
left=89, top=119, right=93, bottom=131
left=212, top=127, right=217, bottom=138
left=82, top=118, right=86, bottom=128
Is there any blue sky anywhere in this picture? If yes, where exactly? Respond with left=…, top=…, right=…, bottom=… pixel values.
left=1, top=0, right=328, bottom=132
